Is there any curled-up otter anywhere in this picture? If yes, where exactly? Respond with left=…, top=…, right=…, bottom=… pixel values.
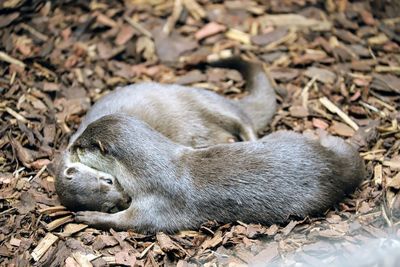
left=70, top=57, right=276, bottom=148
left=68, top=114, right=365, bottom=233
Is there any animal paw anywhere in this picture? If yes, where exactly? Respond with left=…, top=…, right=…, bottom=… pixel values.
left=75, top=211, right=104, bottom=226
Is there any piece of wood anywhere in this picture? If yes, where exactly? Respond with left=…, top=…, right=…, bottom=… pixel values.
left=225, top=29, right=251, bottom=45
left=319, top=97, right=359, bottom=130
left=45, top=215, right=73, bottom=231
left=31, top=233, right=59, bottom=261
left=373, top=164, right=382, bottom=186
left=124, top=16, right=152, bottom=38
left=60, top=223, right=88, bottom=237
left=38, top=206, right=67, bottom=215
left=0, top=51, right=26, bottom=68
left=182, top=0, right=206, bottom=20
left=5, top=107, right=29, bottom=123
left=28, top=165, right=46, bottom=182
left=163, top=0, right=183, bottom=35
left=302, top=76, right=317, bottom=108
left=72, top=252, right=93, bottom=267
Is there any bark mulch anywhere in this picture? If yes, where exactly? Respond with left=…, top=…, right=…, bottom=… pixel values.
left=0, top=0, right=399, bottom=266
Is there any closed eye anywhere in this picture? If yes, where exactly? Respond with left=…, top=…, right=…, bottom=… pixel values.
left=100, top=177, right=113, bottom=185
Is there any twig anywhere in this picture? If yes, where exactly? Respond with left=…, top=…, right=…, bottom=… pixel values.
left=319, top=96, right=359, bottom=130
left=0, top=51, right=26, bottom=68
left=369, top=95, right=396, bottom=112
left=28, top=165, right=47, bottom=182
left=139, top=242, right=155, bottom=259
left=163, top=0, right=183, bottom=35
left=359, top=101, right=386, bottom=117
left=302, top=76, right=317, bottom=109
left=0, top=207, right=17, bottom=216
left=182, top=0, right=206, bottom=20
left=10, top=71, right=16, bottom=85
left=5, top=107, right=29, bottom=123
left=124, top=16, right=152, bottom=38
left=20, top=23, right=49, bottom=41
left=381, top=204, right=392, bottom=227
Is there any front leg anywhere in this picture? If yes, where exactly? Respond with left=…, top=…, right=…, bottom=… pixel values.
left=75, top=207, right=135, bottom=231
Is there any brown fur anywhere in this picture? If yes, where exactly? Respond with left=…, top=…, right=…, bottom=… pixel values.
left=68, top=114, right=365, bottom=233
left=69, top=57, right=276, bottom=148
left=50, top=152, right=130, bottom=213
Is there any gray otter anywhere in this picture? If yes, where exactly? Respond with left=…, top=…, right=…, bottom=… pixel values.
left=70, top=114, right=365, bottom=233
left=54, top=57, right=275, bottom=212
left=50, top=152, right=130, bottom=213
left=69, top=57, right=276, bottom=148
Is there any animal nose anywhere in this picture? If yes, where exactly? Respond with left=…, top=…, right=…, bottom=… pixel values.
left=63, top=167, right=77, bottom=179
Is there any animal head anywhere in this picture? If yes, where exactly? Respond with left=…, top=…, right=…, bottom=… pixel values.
left=52, top=152, right=131, bottom=212
left=69, top=114, right=175, bottom=177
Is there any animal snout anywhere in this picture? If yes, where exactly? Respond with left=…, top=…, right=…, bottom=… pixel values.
left=63, top=167, right=77, bottom=179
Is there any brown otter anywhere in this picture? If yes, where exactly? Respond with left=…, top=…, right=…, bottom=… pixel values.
left=69, top=57, right=276, bottom=148
left=69, top=114, right=365, bottom=233
left=50, top=152, right=130, bottom=213
left=54, top=57, right=276, bottom=212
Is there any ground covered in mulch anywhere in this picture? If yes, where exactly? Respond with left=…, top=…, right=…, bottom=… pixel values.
left=1, top=0, right=400, bottom=266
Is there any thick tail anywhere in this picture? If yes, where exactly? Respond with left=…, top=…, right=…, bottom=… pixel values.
left=208, top=56, right=277, bottom=133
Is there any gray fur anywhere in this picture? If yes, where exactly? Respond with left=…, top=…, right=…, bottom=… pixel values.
left=71, top=114, right=365, bottom=233
left=69, top=57, right=275, bottom=148
left=208, top=56, right=276, bottom=132
left=51, top=152, right=130, bottom=213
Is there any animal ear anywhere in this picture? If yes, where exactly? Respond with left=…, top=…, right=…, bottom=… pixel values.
left=63, top=167, right=77, bottom=179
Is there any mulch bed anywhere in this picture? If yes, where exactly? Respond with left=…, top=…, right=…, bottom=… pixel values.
left=1, top=0, right=399, bottom=266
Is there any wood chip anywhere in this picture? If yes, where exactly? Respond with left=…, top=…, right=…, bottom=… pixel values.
left=319, top=97, right=359, bottom=130
left=225, top=29, right=251, bottom=45
left=182, top=0, right=206, bottom=20
left=0, top=51, right=26, bottom=68
left=10, top=238, right=21, bottom=247
left=388, top=172, right=400, bottom=190
left=31, top=233, right=59, bottom=261
left=249, top=242, right=279, bottom=265
left=304, top=67, right=336, bottom=84
left=38, top=206, right=67, bottom=215
left=260, top=14, right=331, bottom=30
left=200, top=231, right=223, bottom=251
left=382, top=159, right=400, bottom=170
left=5, top=107, right=28, bottom=123
left=313, top=118, right=329, bottom=130
left=330, top=121, right=355, bottom=137
left=195, top=22, right=226, bottom=40
left=163, top=0, right=183, bottom=35
left=115, top=24, right=136, bottom=45
left=124, top=16, right=152, bottom=38
left=72, top=252, right=94, bottom=267
left=373, top=164, right=382, bottom=186
left=45, top=215, right=73, bottom=231
left=60, top=223, right=88, bottom=237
